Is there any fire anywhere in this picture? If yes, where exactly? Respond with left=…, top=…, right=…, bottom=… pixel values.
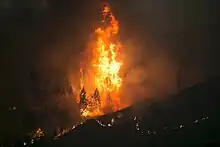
left=32, top=128, right=44, bottom=140
left=93, top=4, right=122, bottom=94
left=93, top=39, right=122, bottom=92
left=79, top=4, right=125, bottom=118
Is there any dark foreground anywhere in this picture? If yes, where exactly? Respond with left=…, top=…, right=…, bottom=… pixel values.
left=25, top=78, right=220, bottom=147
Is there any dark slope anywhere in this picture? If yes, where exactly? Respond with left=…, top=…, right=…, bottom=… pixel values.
left=31, top=77, right=220, bottom=147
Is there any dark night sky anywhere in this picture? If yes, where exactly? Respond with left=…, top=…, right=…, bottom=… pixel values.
left=0, top=0, right=220, bottom=139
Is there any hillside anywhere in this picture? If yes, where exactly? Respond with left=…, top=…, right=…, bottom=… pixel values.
left=29, top=77, right=220, bottom=147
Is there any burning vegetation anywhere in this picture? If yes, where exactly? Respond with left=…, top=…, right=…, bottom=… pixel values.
left=77, top=4, right=127, bottom=118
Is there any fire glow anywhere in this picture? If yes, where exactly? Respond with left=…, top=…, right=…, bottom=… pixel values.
left=93, top=6, right=122, bottom=93
left=79, top=4, right=125, bottom=118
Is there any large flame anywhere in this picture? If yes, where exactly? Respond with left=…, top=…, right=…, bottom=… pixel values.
left=79, top=4, right=125, bottom=118
left=93, top=6, right=122, bottom=93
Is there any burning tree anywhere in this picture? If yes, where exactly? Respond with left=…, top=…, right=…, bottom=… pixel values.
left=78, top=4, right=126, bottom=118
left=92, top=88, right=101, bottom=106
left=79, top=87, right=87, bottom=109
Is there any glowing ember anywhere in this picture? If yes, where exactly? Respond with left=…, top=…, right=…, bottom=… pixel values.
left=79, top=4, right=125, bottom=118
left=32, top=128, right=44, bottom=139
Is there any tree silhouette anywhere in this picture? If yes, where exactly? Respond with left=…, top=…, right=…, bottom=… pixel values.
left=93, top=88, right=101, bottom=105
left=79, top=87, right=87, bottom=108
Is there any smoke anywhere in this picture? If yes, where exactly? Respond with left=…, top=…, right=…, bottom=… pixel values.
left=119, top=38, right=179, bottom=104
left=108, top=0, right=220, bottom=104
left=61, top=0, right=217, bottom=108
left=0, top=0, right=102, bottom=135
left=1, top=0, right=219, bottom=138
left=34, top=5, right=100, bottom=131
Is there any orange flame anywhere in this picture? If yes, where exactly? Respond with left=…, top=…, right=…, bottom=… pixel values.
left=80, top=4, right=125, bottom=118
left=93, top=5, right=122, bottom=93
